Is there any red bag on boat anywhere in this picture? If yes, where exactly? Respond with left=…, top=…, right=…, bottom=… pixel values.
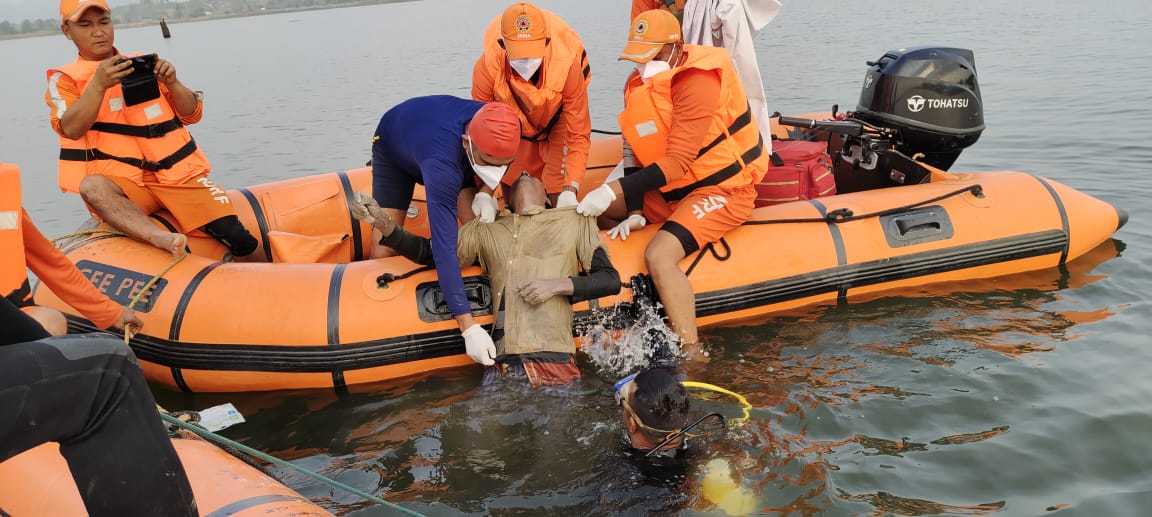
left=754, top=140, right=837, bottom=207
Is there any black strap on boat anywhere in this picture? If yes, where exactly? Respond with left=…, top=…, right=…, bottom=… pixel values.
left=377, top=266, right=434, bottom=288
left=742, top=184, right=984, bottom=226
left=90, top=116, right=184, bottom=138
left=684, top=237, right=731, bottom=277
left=59, top=138, right=199, bottom=172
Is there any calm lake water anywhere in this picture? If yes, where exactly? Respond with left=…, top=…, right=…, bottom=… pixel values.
left=3, top=0, right=1152, bottom=515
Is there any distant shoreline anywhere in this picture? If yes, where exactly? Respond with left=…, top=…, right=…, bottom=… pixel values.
left=0, top=0, right=413, bottom=41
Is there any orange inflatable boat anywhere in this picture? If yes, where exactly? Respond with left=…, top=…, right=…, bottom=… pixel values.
left=0, top=434, right=331, bottom=516
left=29, top=49, right=1127, bottom=392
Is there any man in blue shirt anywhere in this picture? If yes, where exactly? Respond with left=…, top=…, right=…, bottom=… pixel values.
left=369, top=96, right=520, bottom=367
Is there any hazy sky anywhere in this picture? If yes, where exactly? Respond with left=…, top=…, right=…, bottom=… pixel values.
left=1, top=0, right=134, bottom=23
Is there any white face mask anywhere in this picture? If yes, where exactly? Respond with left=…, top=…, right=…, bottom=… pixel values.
left=466, top=139, right=509, bottom=190
left=509, top=57, right=543, bottom=81
left=636, top=59, right=671, bottom=82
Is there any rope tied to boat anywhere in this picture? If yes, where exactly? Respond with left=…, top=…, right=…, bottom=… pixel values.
left=50, top=226, right=184, bottom=343
left=156, top=409, right=426, bottom=516
left=743, top=184, right=984, bottom=226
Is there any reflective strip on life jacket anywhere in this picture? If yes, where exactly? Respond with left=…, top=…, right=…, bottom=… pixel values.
left=0, top=163, right=28, bottom=298
left=51, top=58, right=209, bottom=193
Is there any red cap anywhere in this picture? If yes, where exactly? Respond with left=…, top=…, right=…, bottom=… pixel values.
left=468, top=103, right=521, bottom=158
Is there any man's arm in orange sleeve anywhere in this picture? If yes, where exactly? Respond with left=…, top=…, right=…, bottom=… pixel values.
left=617, top=67, right=721, bottom=198
left=20, top=210, right=124, bottom=329
left=160, top=82, right=203, bottom=125
left=546, top=51, right=592, bottom=188
left=471, top=55, right=497, bottom=102
left=45, top=72, right=81, bottom=137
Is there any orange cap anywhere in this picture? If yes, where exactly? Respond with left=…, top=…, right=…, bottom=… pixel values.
left=500, top=2, right=548, bottom=60
left=60, top=0, right=110, bottom=23
left=619, top=9, right=681, bottom=63
left=468, top=102, right=521, bottom=159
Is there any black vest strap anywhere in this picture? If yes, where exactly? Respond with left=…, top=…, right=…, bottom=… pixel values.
left=661, top=132, right=765, bottom=202
left=59, top=138, right=198, bottom=173
left=90, top=116, right=184, bottom=139
left=696, top=106, right=753, bottom=159
left=522, top=105, right=564, bottom=143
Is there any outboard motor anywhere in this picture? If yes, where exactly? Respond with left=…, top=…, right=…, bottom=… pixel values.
left=853, top=47, right=984, bottom=171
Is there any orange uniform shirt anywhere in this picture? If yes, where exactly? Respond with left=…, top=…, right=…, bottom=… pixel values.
left=21, top=209, right=123, bottom=329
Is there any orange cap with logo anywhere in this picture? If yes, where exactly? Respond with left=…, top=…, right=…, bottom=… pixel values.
left=500, top=2, right=548, bottom=61
left=619, top=9, right=681, bottom=64
left=60, top=0, right=110, bottom=23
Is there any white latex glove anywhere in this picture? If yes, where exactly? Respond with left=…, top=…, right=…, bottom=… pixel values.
left=461, top=324, right=496, bottom=366
left=350, top=191, right=382, bottom=224
left=576, top=183, right=616, bottom=217
left=608, top=213, right=646, bottom=241
left=556, top=190, right=578, bottom=208
left=471, top=191, right=498, bottom=223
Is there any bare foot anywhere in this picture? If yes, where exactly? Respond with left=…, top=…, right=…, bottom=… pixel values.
left=149, top=232, right=188, bottom=259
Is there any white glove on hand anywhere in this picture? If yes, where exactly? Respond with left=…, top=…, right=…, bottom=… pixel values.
left=556, top=190, right=578, bottom=208
left=461, top=324, right=496, bottom=366
left=471, top=191, right=498, bottom=223
left=576, top=184, right=616, bottom=217
left=350, top=191, right=382, bottom=224
left=608, top=213, right=647, bottom=241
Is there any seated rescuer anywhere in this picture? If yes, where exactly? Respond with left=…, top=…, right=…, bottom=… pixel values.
left=351, top=173, right=621, bottom=386
left=1, top=164, right=196, bottom=517
left=2, top=162, right=142, bottom=339
left=47, top=0, right=264, bottom=262
left=577, top=9, right=769, bottom=357
left=472, top=2, right=592, bottom=208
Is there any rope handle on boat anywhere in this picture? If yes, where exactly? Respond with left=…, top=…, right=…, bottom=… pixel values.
left=743, top=184, right=984, bottom=226
left=377, top=266, right=435, bottom=288
left=157, top=409, right=426, bottom=516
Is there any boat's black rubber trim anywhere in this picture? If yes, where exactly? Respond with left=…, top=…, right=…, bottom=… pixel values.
left=204, top=495, right=315, bottom=517
left=336, top=171, right=364, bottom=262
left=171, top=367, right=191, bottom=393
left=695, top=230, right=1069, bottom=317
left=169, top=262, right=224, bottom=341
left=237, top=188, right=273, bottom=262
left=327, top=264, right=347, bottom=345
left=1032, top=177, right=1071, bottom=265
left=811, top=199, right=849, bottom=301
left=60, top=232, right=1067, bottom=376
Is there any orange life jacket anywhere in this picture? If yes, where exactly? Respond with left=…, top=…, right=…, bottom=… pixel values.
left=0, top=163, right=28, bottom=298
left=619, top=45, right=768, bottom=201
left=49, top=57, right=209, bottom=194
left=478, top=11, right=590, bottom=142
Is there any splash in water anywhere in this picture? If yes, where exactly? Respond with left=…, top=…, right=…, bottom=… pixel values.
left=580, top=297, right=684, bottom=377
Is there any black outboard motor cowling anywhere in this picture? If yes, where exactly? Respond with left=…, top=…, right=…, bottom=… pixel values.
left=854, top=47, right=984, bottom=170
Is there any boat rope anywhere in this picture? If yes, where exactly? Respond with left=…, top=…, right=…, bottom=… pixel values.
left=684, top=238, right=731, bottom=277
left=591, top=128, right=623, bottom=135
left=377, top=266, right=434, bottom=288
left=49, top=227, right=186, bottom=343
left=158, top=412, right=426, bottom=517
left=742, top=184, right=984, bottom=226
